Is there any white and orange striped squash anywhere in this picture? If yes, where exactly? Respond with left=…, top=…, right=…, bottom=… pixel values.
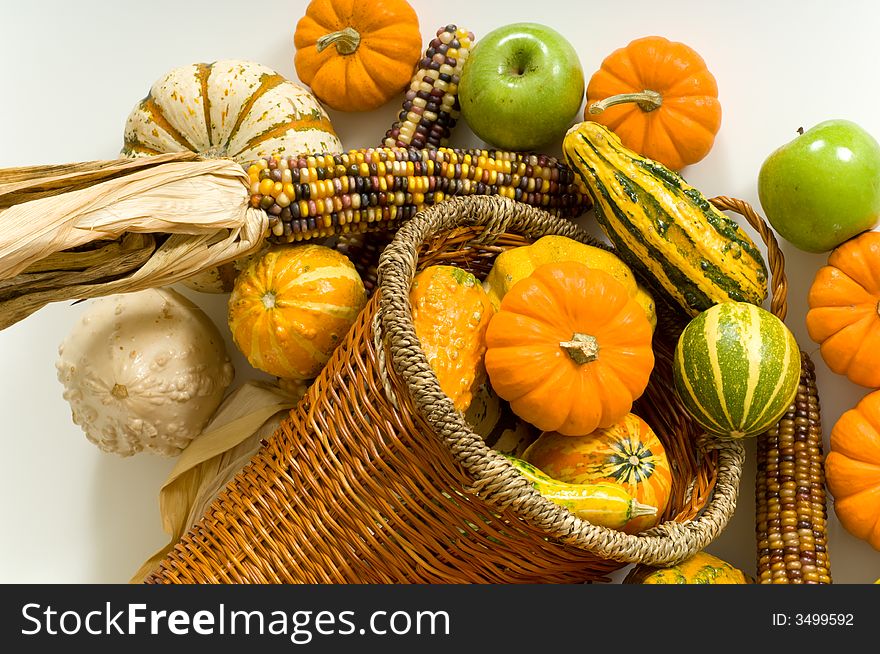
left=227, top=244, right=367, bottom=380
left=121, top=59, right=342, bottom=163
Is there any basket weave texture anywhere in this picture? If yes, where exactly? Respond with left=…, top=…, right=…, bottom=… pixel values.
left=144, top=194, right=798, bottom=584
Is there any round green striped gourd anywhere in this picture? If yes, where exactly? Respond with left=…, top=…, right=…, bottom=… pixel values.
left=672, top=302, right=800, bottom=439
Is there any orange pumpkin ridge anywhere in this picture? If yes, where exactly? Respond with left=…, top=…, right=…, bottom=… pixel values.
left=585, top=35, right=722, bottom=170
left=826, top=390, right=880, bottom=550
left=484, top=262, right=655, bottom=436
left=806, top=231, right=880, bottom=388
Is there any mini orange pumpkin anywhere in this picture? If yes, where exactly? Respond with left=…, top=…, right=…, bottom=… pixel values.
left=227, top=244, right=367, bottom=380
left=806, top=231, right=880, bottom=388
left=294, top=0, right=423, bottom=112
left=825, top=389, right=880, bottom=551
left=523, top=413, right=672, bottom=533
left=585, top=36, right=722, bottom=171
left=484, top=262, right=655, bottom=436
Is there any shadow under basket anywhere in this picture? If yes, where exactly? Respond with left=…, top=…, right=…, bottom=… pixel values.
left=144, top=194, right=820, bottom=584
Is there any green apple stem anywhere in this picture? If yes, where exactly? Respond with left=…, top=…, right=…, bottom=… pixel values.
left=316, top=27, right=361, bottom=55
left=588, top=90, right=663, bottom=115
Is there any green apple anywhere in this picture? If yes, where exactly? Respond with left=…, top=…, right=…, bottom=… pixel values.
left=458, top=22, right=584, bottom=151
left=758, top=119, right=880, bottom=253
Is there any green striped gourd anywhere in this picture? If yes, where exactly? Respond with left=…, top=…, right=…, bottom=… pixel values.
left=562, top=121, right=768, bottom=317
left=672, top=302, right=800, bottom=438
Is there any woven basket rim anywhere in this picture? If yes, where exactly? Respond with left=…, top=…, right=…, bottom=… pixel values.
left=375, top=194, right=756, bottom=566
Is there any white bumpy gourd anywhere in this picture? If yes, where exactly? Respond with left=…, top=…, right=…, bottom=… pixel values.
left=56, top=288, right=235, bottom=457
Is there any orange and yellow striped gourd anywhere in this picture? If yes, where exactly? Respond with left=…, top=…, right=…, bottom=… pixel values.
left=227, top=244, right=367, bottom=379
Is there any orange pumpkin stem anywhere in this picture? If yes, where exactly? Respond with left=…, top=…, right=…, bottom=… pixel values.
left=589, top=90, right=663, bottom=115
left=559, top=332, right=599, bottom=365
left=315, top=26, right=361, bottom=55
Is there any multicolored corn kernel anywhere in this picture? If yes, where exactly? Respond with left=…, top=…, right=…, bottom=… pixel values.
left=332, top=231, right=392, bottom=297
left=755, top=352, right=831, bottom=584
left=382, top=25, right=475, bottom=149
left=245, top=147, right=591, bottom=244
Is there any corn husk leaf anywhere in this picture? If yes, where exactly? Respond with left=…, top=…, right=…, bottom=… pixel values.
left=0, top=153, right=267, bottom=330
left=131, top=380, right=304, bottom=583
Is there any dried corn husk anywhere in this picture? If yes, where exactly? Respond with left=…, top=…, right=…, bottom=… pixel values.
left=131, top=380, right=304, bottom=583
left=0, top=152, right=267, bottom=330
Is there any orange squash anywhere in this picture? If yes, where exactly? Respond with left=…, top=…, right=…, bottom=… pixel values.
left=227, top=244, right=367, bottom=379
left=523, top=413, right=671, bottom=533
left=806, top=231, right=880, bottom=388
left=411, top=265, right=495, bottom=413
left=484, top=262, right=655, bottom=436
left=294, top=0, right=423, bottom=112
left=825, top=390, right=880, bottom=551
left=584, top=36, right=722, bottom=171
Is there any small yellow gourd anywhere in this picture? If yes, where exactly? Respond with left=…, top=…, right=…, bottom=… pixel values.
left=482, top=235, right=656, bottom=331
left=624, top=551, right=751, bottom=584
left=506, top=456, right=656, bottom=530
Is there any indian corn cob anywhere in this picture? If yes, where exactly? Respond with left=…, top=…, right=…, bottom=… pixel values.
left=382, top=24, right=475, bottom=149
left=247, top=147, right=591, bottom=244
left=333, top=231, right=392, bottom=297
left=755, top=352, right=832, bottom=584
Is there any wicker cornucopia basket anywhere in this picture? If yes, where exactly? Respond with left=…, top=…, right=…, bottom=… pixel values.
left=143, top=194, right=822, bottom=584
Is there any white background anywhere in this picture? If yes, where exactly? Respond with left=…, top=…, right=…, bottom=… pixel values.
left=1, top=0, right=878, bottom=584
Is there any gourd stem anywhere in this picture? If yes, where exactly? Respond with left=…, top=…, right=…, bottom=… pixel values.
left=631, top=501, right=658, bottom=518
left=589, top=90, right=663, bottom=115
left=316, top=27, right=361, bottom=55
left=559, top=333, right=599, bottom=365
left=111, top=384, right=128, bottom=399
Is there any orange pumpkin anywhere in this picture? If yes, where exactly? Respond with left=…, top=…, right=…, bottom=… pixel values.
left=293, top=0, right=423, bottom=112
left=227, top=244, right=367, bottom=379
left=411, top=265, right=495, bottom=413
left=523, top=413, right=671, bottom=533
left=825, top=390, right=880, bottom=551
left=806, top=231, right=880, bottom=388
left=584, top=36, right=722, bottom=171
left=484, top=262, right=655, bottom=436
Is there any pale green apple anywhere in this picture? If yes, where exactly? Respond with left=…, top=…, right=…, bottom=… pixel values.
left=458, top=23, right=584, bottom=151
left=758, top=119, right=880, bottom=253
